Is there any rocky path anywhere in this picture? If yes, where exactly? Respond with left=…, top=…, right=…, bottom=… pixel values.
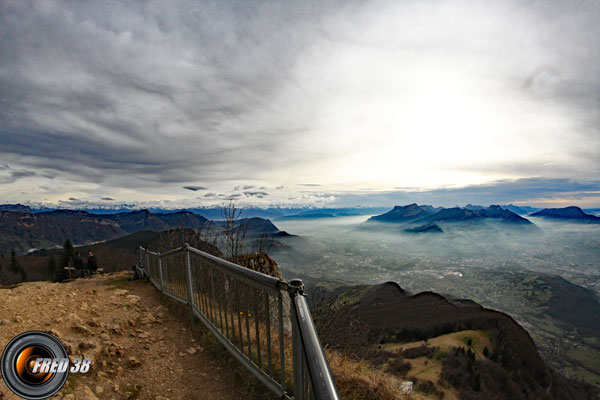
left=0, top=272, right=247, bottom=400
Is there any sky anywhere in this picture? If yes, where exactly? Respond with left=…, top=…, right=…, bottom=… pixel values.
left=1, top=0, right=599, bottom=209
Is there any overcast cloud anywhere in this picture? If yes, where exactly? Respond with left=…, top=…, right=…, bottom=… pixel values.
left=0, top=0, right=599, bottom=207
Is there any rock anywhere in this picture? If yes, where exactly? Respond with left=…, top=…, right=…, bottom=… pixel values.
left=78, top=339, right=97, bottom=350
left=105, top=342, right=124, bottom=357
left=94, top=385, right=104, bottom=395
left=107, top=324, right=123, bottom=335
left=113, top=289, right=128, bottom=296
left=68, top=313, right=83, bottom=324
left=114, top=383, right=120, bottom=392
left=71, top=325, right=92, bottom=335
left=87, top=318, right=101, bottom=327
left=127, top=357, right=142, bottom=368
left=14, top=315, right=23, bottom=323
left=155, top=396, right=170, bottom=400
left=125, top=295, right=141, bottom=304
left=139, top=312, right=157, bottom=325
left=96, top=371, right=109, bottom=380
left=400, top=381, right=413, bottom=395
left=45, top=329, right=62, bottom=338
left=74, top=384, right=99, bottom=400
left=186, top=347, right=197, bottom=355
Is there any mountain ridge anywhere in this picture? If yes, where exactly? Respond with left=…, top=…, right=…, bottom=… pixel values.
left=531, top=206, right=600, bottom=223
left=0, top=209, right=288, bottom=255
left=312, top=281, right=597, bottom=399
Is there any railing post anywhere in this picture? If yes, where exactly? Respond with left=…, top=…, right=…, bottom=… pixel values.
left=158, top=252, right=164, bottom=292
left=290, top=279, right=305, bottom=400
left=183, top=244, right=195, bottom=322
left=144, top=247, right=150, bottom=278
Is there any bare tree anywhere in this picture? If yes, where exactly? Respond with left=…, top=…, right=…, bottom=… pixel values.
left=255, top=230, right=274, bottom=255
left=221, top=200, right=247, bottom=261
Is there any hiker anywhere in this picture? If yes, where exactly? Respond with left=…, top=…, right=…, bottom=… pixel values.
left=74, top=251, right=85, bottom=278
left=87, top=250, right=98, bottom=275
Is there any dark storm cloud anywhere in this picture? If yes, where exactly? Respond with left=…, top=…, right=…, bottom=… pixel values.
left=0, top=1, right=330, bottom=189
left=244, top=191, right=269, bottom=198
left=0, top=169, right=36, bottom=183
left=182, top=186, right=208, bottom=191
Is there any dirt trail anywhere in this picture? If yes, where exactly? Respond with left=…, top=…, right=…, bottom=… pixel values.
left=0, top=272, right=247, bottom=400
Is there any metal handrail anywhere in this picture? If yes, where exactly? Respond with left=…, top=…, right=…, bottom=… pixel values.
left=138, top=244, right=340, bottom=400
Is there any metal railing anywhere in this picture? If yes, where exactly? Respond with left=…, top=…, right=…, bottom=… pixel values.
left=137, top=244, right=340, bottom=400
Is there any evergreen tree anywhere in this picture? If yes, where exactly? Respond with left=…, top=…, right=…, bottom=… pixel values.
left=9, top=248, right=26, bottom=282
left=57, top=238, right=74, bottom=282
left=47, top=253, right=57, bottom=281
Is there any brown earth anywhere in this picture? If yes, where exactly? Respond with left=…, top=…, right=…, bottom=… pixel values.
left=0, top=272, right=248, bottom=400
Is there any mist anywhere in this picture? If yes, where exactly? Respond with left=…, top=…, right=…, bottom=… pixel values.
left=271, top=215, right=600, bottom=296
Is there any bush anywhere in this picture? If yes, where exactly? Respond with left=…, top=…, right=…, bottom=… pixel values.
left=385, top=357, right=411, bottom=377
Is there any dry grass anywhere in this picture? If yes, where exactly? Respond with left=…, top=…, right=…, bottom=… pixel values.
left=382, top=330, right=494, bottom=361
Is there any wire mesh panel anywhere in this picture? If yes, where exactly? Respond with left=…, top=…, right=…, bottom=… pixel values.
left=188, top=251, right=291, bottom=396
left=139, top=245, right=339, bottom=400
left=161, top=250, right=188, bottom=302
left=147, top=254, right=160, bottom=287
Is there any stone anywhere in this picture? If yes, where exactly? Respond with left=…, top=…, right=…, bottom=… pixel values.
left=79, top=339, right=97, bottom=349
left=127, top=357, right=142, bottom=368
left=87, top=318, right=101, bottom=327
left=186, top=347, right=197, bottom=355
left=400, top=381, right=413, bottom=395
left=74, top=384, right=99, bottom=400
left=126, top=294, right=141, bottom=303
left=96, top=371, right=109, bottom=380
left=71, top=325, right=92, bottom=335
left=105, top=342, right=124, bottom=357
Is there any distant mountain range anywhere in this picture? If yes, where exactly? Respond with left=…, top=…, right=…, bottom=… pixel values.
left=368, top=203, right=439, bottom=222
left=0, top=208, right=289, bottom=255
left=530, top=206, right=600, bottom=223
left=368, top=203, right=532, bottom=231
left=276, top=207, right=388, bottom=220
left=0, top=204, right=389, bottom=220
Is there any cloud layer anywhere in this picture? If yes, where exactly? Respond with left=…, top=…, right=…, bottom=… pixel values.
left=0, top=0, right=598, bottom=207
